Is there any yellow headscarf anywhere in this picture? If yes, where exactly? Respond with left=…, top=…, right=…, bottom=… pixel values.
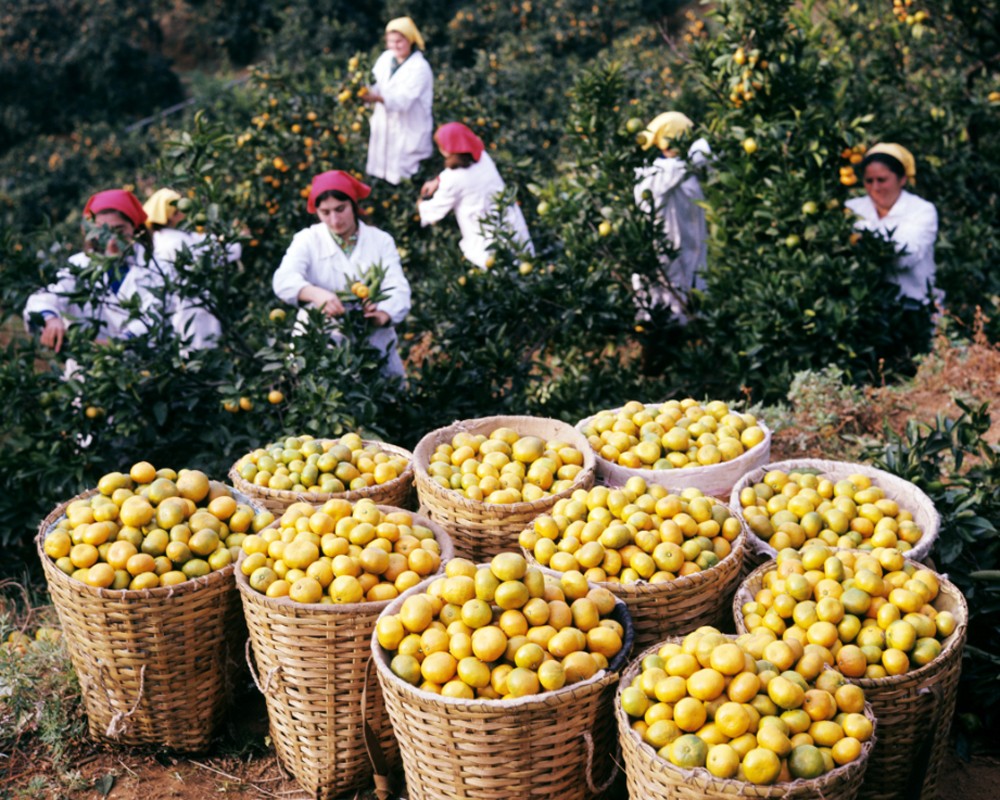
left=866, top=143, right=917, bottom=184
left=142, top=188, right=182, bottom=228
left=385, top=17, right=425, bottom=51
left=641, top=112, right=694, bottom=151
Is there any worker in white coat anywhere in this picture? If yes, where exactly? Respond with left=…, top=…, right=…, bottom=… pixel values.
left=417, top=121, right=534, bottom=269
left=632, top=111, right=710, bottom=323
left=24, top=189, right=160, bottom=353
left=364, top=16, right=434, bottom=185
left=272, top=170, right=412, bottom=377
left=143, top=188, right=243, bottom=351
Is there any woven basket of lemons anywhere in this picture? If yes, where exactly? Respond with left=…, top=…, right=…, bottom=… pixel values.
left=235, top=500, right=452, bottom=800
left=617, top=632, right=876, bottom=799
left=229, top=433, right=415, bottom=514
left=734, top=553, right=966, bottom=800
left=413, top=415, right=596, bottom=561
left=36, top=463, right=262, bottom=750
left=729, top=459, right=941, bottom=576
left=370, top=554, right=634, bottom=800
left=576, top=399, right=771, bottom=498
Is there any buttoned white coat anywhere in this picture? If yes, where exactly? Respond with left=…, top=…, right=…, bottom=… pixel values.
left=366, top=50, right=434, bottom=185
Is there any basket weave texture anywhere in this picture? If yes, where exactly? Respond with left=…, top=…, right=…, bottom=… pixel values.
left=229, top=439, right=415, bottom=514
left=617, top=638, right=876, bottom=799
left=371, top=567, right=635, bottom=800
left=413, top=415, right=596, bottom=561
left=734, top=560, right=967, bottom=800
left=576, top=405, right=771, bottom=498
left=730, top=458, right=941, bottom=573
left=236, top=507, right=453, bottom=800
left=36, top=489, right=247, bottom=751
left=524, top=516, right=747, bottom=650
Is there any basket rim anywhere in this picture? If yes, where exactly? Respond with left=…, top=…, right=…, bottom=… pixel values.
left=734, top=557, right=969, bottom=690
left=616, top=638, right=877, bottom=792
left=521, top=500, right=748, bottom=597
left=729, top=457, right=941, bottom=564
left=229, top=438, right=414, bottom=504
left=36, top=484, right=258, bottom=601
left=371, top=563, right=635, bottom=710
left=575, top=404, right=772, bottom=481
left=233, top=504, right=454, bottom=613
left=412, top=414, right=597, bottom=513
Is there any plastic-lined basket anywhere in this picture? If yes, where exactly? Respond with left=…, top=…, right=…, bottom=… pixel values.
left=36, top=489, right=248, bottom=750
left=734, top=559, right=967, bottom=800
left=236, top=507, right=453, bottom=800
left=413, top=415, right=596, bottom=561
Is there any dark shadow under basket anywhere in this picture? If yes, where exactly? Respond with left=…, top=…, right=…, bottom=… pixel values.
left=369, top=567, right=634, bottom=800
left=36, top=489, right=247, bottom=751
left=229, top=439, right=416, bottom=515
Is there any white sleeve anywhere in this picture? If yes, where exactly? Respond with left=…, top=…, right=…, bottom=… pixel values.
left=891, top=201, right=938, bottom=267
left=381, top=58, right=433, bottom=114
left=272, top=231, right=314, bottom=305
left=418, top=173, right=461, bottom=226
left=23, top=269, right=75, bottom=325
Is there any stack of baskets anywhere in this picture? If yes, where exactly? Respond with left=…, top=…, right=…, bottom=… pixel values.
left=36, top=489, right=247, bottom=750
left=236, top=507, right=454, bottom=799
left=413, top=415, right=596, bottom=561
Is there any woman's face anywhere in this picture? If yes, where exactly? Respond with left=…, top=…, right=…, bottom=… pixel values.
left=386, top=31, right=412, bottom=61
left=317, top=195, right=358, bottom=238
left=863, top=161, right=907, bottom=213
left=88, top=209, right=136, bottom=256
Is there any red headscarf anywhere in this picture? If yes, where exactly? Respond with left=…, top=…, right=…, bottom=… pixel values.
left=83, top=189, right=147, bottom=229
left=434, top=123, right=485, bottom=162
left=307, top=171, right=372, bottom=212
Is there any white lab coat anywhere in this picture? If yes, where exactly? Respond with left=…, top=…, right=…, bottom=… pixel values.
left=272, top=221, right=412, bottom=376
left=632, top=139, right=710, bottom=320
left=845, top=190, right=940, bottom=305
left=366, top=50, right=434, bottom=185
left=417, top=152, right=534, bottom=269
left=23, top=245, right=161, bottom=342
left=150, top=228, right=242, bottom=350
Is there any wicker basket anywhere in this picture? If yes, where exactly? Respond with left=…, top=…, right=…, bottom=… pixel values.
left=229, top=439, right=415, bottom=514
left=413, top=415, right=596, bottom=561
left=617, top=639, right=876, bottom=799
left=576, top=405, right=771, bottom=499
left=36, top=489, right=247, bottom=751
left=730, top=459, right=941, bottom=574
left=734, top=560, right=968, bottom=800
left=524, top=515, right=747, bottom=650
left=370, top=567, right=635, bottom=800
left=236, top=507, right=453, bottom=800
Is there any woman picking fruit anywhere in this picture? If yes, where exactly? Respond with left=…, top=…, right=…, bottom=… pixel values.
left=272, top=170, right=412, bottom=377
left=417, top=121, right=534, bottom=270
left=23, top=189, right=161, bottom=354
left=363, top=16, right=434, bottom=185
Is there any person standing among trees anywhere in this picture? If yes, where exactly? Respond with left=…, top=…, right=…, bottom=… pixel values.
left=23, top=189, right=160, bottom=354
left=272, top=170, right=412, bottom=377
left=417, top=121, right=534, bottom=270
left=846, top=143, right=940, bottom=353
left=364, top=16, right=434, bottom=186
left=632, top=111, right=711, bottom=325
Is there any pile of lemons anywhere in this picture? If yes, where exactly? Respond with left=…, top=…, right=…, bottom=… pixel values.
left=42, top=461, right=274, bottom=590
left=425, top=427, right=586, bottom=504
left=580, top=399, right=766, bottom=470
left=621, top=627, right=873, bottom=784
left=376, top=553, right=625, bottom=700
left=738, top=469, right=923, bottom=553
left=519, top=477, right=741, bottom=584
left=240, top=499, right=442, bottom=604
left=739, top=546, right=956, bottom=679
left=235, top=433, right=408, bottom=493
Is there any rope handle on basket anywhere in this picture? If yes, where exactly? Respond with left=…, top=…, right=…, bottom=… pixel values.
left=362, top=656, right=393, bottom=800
left=583, top=730, right=619, bottom=796
left=904, top=682, right=946, bottom=800
left=244, top=639, right=280, bottom=695
left=105, top=664, right=146, bottom=739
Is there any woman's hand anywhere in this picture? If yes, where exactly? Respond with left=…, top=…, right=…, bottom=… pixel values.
left=363, top=91, right=383, bottom=105
left=419, top=177, right=440, bottom=201
left=299, top=285, right=346, bottom=317
left=40, top=316, right=66, bottom=352
left=363, top=304, right=391, bottom=327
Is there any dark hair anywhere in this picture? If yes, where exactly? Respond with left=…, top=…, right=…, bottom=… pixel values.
left=314, top=189, right=362, bottom=219
left=443, top=152, right=475, bottom=170
left=859, top=152, right=906, bottom=180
